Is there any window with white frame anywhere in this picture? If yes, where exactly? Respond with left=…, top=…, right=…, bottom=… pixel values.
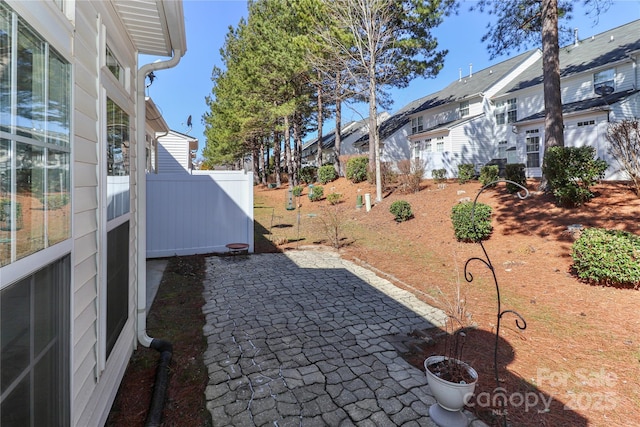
left=459, top=100, right=469, bottom=118
left=106, top=46, right=125, bottom=86
left=0, top=3, right=71, bottom=267
left=498, top=140, right=508, bottom=159
left=424, top=138, right=432, bottom=152
left=577, top=120, right=596, bottom=127
left=495, top=98, right=517, bottom=125
left=435, top=137, right=444, bottom=152
left=526, top=129, right=540, bottom=168
left=411, top=116, right=423, bottom=134
left=594, top=68, right=614, bottom=94
left=0, top=5, right=71, bottom=425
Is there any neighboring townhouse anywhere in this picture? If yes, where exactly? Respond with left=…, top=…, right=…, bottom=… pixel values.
left=156, top=130, right=199, bottom=173
left=495, top=20, right=640, bottom=179
left=301, top=117, right=374, bottom=167
left=0, top=1, right=186, bottom=426
left=406, top=50, right=542, bottom=178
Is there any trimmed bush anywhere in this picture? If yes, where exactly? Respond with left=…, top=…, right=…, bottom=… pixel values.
left=326, top=192, right=342, bottom=205
left=457, top=164, right=476, bottom=184
left=318, top=164, right=338, bottom=184
left=572, top=228, right=640, bottom=288
left=479, top=165, right=500, bottom=187
left=450, top=202, right=492, bottom=242
left=505, top=163, right=527, bottom=193
left=292, top=186, right=303, bottom=197
left=299, top=166, right=317, bottom=184
left=542, top=146, right=608, bottom=207
left=346, top=156, right=368, bottom=183
left=309, top=185, right=324, bottom=201
left=389, top=200, right=413, bottom=222
left=432, top=168, right=446, bottom=182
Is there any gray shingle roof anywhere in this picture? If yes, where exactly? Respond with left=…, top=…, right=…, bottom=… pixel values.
left=354, top=50, right=539, bottom=147
left=499, top=19, right=640, bottom=95
left=516, top=88, right=640, bottom=123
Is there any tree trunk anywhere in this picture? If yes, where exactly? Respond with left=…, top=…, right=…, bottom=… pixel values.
left=540, top=0, right=564, bottom=190
left=252, top=143, right=260, bottom=185
left=334, top=72, right=342, bottom=176
left=273, top=129, right=282, bottom=187
left=292, top=112, right=302, bottom=186
left=284, top=116, right=293, bottom=187
left=370, top=64, right=382, bottom=202
left=316, top=73, right=323, bottom=167
left=259, top=139, right=266, bottom=185
left=334, top=99, right=343, bottom=176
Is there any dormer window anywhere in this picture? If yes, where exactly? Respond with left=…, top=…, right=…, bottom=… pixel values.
left=411, top=116, right=423, bottom=134
left=459, top=101, right=469, bottom=118
left=594, top=68, right=615, bottom=95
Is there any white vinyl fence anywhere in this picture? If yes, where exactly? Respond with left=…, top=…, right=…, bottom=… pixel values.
left=146, top=171, right=254, bottom=258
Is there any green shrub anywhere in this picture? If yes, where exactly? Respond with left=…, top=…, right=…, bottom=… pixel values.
left=326, top=192, right=342, bottom=205
left=309, top=185, right=324, bottom=201
left=432, top=168, right=446, bottom=182
left=479, top=165, right=500, bottom=187
left=505, top=163, right=527, bottom=193
left=299, top=166, right=317, bottom=184
left=346, top=156, right=368, bottom=183
left=450, top=202, right=493, bottom=242
left=389, top=200, right=413, bottom=222
left=457, top=164, right=476, bottom=184
left=292, top=186, right=303, bottom=197
left=318, top=164, right=338, bottom=184
left=542, top=146, right=608, bottom=207
left=572, top=228, right=640, bottom=288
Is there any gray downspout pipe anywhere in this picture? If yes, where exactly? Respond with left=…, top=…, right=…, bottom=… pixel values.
left=137, top=50, right=183, bottom=427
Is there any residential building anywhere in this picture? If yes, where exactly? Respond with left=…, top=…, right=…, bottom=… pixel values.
left=0, top=1, right=186, bottom=426
left=408, top=20, right=640, bottom=179
left=156, top=130, right=199, bottom=173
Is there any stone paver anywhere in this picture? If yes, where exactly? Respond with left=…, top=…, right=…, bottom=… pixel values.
left=202, top=250, right=484, bottom=426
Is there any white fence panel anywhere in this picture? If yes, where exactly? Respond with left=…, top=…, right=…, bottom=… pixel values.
left=146, top=171, right=254, bottom=258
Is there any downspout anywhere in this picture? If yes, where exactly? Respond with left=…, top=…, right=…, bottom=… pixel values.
left=136, top=50, right=182, bottom=427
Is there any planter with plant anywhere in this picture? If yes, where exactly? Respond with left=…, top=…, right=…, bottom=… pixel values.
left=427, top=180, right=531, bottom=427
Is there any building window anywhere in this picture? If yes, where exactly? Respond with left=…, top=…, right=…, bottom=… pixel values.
left=459, top=100, right=469, bottom=118
left=424, top=139, right=432, bottom=152
left=594, top=68, right=614, bottom=94
left=495, top=98, right=517, bottom=125
left=0, top=2, right=71, bottom=267
left=107, top=98, right=130, bottom=221
left=526, top=129, right=540, bottom=168
left=106, top=222, right=129, bottom=358
left=106, top=46, right=125, bottom=85
left=435, top=137, right=444, bottom=153
left=411, top=116, right=423, bottom=134
left=577, top=120, right=596, bottom=127
left=498, top=140, right=508, bottom=159
left=1, top=255, right=70, bottom=426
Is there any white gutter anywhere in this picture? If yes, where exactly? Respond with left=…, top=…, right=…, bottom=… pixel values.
left=136, top=51, right=183, bottom=347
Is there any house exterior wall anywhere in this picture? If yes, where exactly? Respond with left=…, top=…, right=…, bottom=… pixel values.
left=157, top=130, right=195, bottom=173
left=0, top=1, right=165, bottom=426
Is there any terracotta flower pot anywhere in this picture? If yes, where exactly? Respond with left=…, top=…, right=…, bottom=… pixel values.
left=425, top=355, right=478, bottom=427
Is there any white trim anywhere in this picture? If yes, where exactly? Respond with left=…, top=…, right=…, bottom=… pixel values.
left=0, top=240, right=72, bottom=288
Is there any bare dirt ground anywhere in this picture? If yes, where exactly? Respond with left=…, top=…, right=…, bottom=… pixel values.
left=254, top=177, right=640, bottom=427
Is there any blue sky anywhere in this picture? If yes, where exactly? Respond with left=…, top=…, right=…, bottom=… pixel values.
left=141, top=0, right=640, bottom=160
